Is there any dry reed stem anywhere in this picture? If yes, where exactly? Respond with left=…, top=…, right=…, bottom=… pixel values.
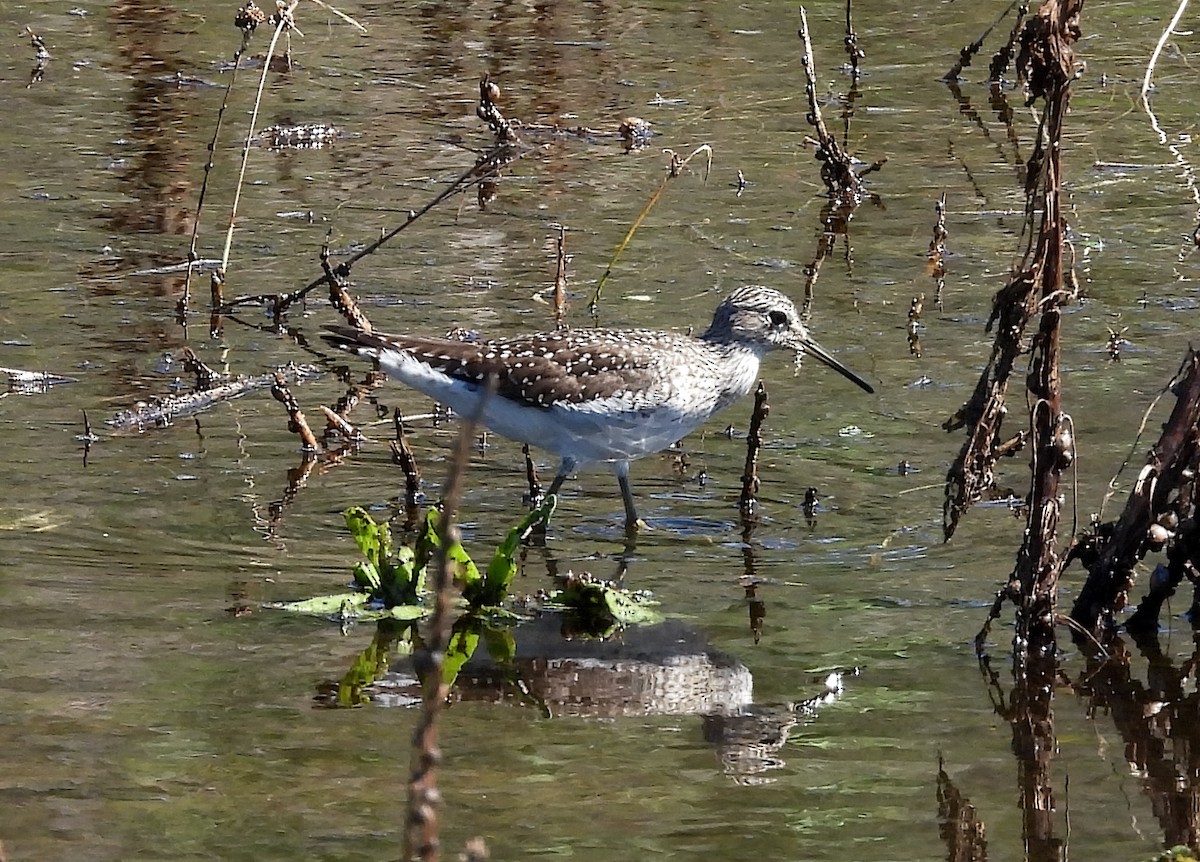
left=178, top=9, right=257, bottom=319
left=219, top=1, right=300, bottom=283
left=403, top=380, right=493, bottom=862
left=588, top=144, right=712, bottom=314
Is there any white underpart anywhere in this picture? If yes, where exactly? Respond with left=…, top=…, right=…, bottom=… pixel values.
left=375, top=342, right=765, bottom=470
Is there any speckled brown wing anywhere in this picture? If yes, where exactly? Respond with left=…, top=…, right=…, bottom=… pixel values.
left=498, top=331, right=665, bottom=406
left=326, top=326, right=664, bottom=408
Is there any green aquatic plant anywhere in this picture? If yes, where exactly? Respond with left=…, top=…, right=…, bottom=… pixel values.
left=268, top=496, right=557, bottom=621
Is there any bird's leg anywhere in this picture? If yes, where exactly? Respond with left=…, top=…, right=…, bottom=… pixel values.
left=614, top=461, right=648, bottom=534
left=545, top=457, right=576, bottom=497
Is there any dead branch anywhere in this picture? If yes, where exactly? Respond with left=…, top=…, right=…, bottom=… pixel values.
left=738, top=383, right=770, bottom=519
left=219, top=80, right=526, bottom=315
left=1071, top=349, right=1200, bottom=633
left=272, top=374, right=321, bottom=451
left=944, top=1, right=1084, bottom=657
left=404, top=379, right=493, bottom=862
left=798, top=6, right=863, bottom=199
left=391, top=409, right=423, bottom=513
left=588, top=145, right=711, bottom=315
left=107, top=363, right=320, bottom=432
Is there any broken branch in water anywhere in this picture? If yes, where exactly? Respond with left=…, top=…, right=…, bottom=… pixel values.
left=107, top=362, right=319, bottom=432
left=927, top=192, right=948, bottom=309
left=552, top=224, right=568, bottom=329
left=24, top=26, right=49, bottom=86
left=390, top=409, right=423, bottom=515
left=177, top=2, right=265, bottom=322
left=943, top=0, right=1020, bottom=81
left=181, top=347, right=222, bottom=390
left=798, top=6, right=883, bottom=200
left=271, top=373, right=321, bottom=452
left=795, top=6, right=884, bottom=318
left=217, top=0, right=301, bottom=293
left=1070, top=348, right=1200, bottom=635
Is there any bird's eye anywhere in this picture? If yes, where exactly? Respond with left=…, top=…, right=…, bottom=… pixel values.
left=768, top=310, right=789, bottom=327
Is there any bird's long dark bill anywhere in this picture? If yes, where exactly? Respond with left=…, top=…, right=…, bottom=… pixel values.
left=800, top=339, right=875, bottom=394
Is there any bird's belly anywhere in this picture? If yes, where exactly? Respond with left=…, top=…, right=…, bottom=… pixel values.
left=389, top=353, right=740, bottom=467
left=542, top=400, right=710, bottom=464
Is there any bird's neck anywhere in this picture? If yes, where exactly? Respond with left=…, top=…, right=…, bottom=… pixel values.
left=707, top=341, right=765, bottom=411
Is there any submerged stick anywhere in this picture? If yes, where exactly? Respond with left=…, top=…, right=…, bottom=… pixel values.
left=271, top=373, right=320, bottom=451
left=390, top=409, right=422, bottom=512
left=943, top=0, right=1019, bottom=81
left=928, top=192, right=948, bottom=309
left=946, top=0, right=1085, bottom=657
left=523, top=443, right=543, bottom=506
left=1072, top=349, right=1200, bottom=633
left=843, top=0, right=864, bottom=81
left=553, top=224, right=568, bottom=329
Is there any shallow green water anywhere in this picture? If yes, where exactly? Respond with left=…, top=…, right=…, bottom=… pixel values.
left=1, top=1, right=1198, bottom=859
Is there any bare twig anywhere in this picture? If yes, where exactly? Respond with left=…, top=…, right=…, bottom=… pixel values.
left=552, top=224, right=568, bottom=329
left=943, top=0, right=1019, bottom=81
left=1142, top=0, right=1190, bottom=98
left=588, top=145, right=712, bottom=314
left=843, top=0, right=864, bottom=81
left=177, top=3, right=264, bottom=321
left=738, top=383, right=770, bottom=518
left=219, top=147, right=519, bottom=313
left=391, top=409, right=422, bottom=512
left=404, top=378, right=494, bottom=862
left=217, top=0, right=300, bottom=287
left=271, top=373, right=320, bottom=451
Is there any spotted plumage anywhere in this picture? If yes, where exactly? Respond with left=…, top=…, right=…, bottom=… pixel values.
left=323, top=285, right=873, bottom=531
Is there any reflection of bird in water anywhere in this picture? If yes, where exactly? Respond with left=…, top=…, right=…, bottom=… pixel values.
left=355, top=628, right=849, bottom=786
left=324, top=286, right=873, bottom=529
left=703, top=672, right=848, bottom=785
left=360, top=618, right=753, bottom=718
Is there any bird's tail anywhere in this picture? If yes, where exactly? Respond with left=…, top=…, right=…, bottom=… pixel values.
left=322, top=324, right=390, bottom=359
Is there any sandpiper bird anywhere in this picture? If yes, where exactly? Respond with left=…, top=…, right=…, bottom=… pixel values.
left=323, top=285, right=873, bottom=530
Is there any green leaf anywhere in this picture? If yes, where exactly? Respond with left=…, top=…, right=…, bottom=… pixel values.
left=419, top=508, right=482, bottom=594
left=386, top=604, right=427, bottom=621
left=553, top=575, right=662, bottom=634
left=446, top=536, right=481, bottom=590
left=353, top=560, right=381, bottom=593
left=478, top=496, right=557, bottom=606
left=482, top=624, right=517, bottom=668
left=598, top=586, right=662, bottom=625
left=344, top=506, right=391, bottom=569
left=440, top=618, right=482, bottom=689
left=413, top=508, right=441, bottom=577
left=378, top=545, right=418, bottom=608
left=266, top=592, right=370, bottom=616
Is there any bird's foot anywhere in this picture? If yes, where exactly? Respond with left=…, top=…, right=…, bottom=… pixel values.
left=624, top=517, right=652, bottom=536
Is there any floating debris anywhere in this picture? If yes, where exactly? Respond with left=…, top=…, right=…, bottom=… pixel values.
left=258, top=123, right=341, bottom=149
left=1, top=366, right=77, bottom=394
left=107, top=363, right=320, bottom=432
left=129, top=259, right=223, bottom=277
